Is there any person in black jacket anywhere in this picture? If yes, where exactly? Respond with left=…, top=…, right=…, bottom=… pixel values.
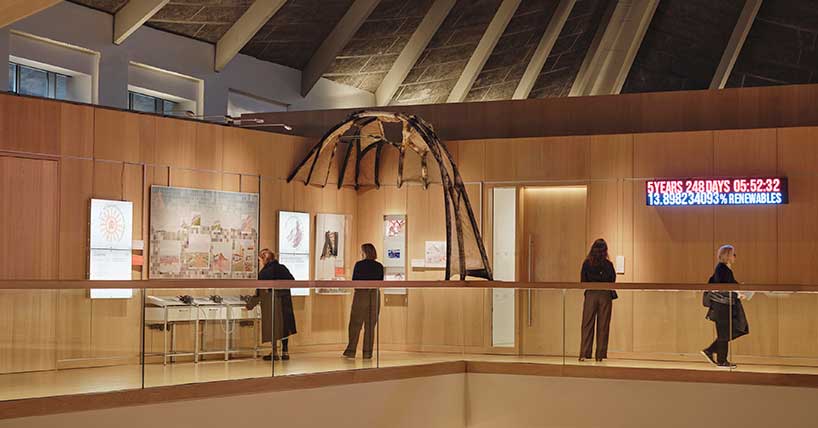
left=579, top=238, right=617, bottom=362
left=701, top=244, right=749, bottom=369
left=343, top=243, right=383, bottom=359
left=246, top=249, right=297, bottom=361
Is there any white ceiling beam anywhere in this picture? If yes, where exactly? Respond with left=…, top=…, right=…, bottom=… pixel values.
left=215, top=0, right=288, bottom=72
left=375, top=0, right=456, bottom=106
left=569, top=0, right=659, bottom=96
left=0, top=0, right=61, bottom=28
left=114, top=0, right=170, bottom=45
left=709, top=0, right=762, bottom=90
left=301, top=0, right=381, bottom=97
left=512, top=0, right=577, bottom=100
left=447, top=0, right=522, bottom=103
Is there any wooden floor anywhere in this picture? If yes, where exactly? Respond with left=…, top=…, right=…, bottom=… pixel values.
left=3, top=351, right=818, bottom=401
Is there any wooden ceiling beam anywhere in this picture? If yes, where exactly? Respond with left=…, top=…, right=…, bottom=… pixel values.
left=114, top=0, right=170, bottom=45
left=446, top=0, right=522, bottom=103
left=375, top=0, right=456, bottom=106
left=512, top=0, right=577, bottom=100
left=709, top=0, right=762, bottom=90
left=569, top=0, right=659, bottom=96
left=301, top=0, right=381, bottom=97
left=215, top=0, right=288, bottom=72
left=0, top=0, right=61, bottom=28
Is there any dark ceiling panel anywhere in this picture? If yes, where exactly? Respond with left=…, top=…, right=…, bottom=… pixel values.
left=67, top=0, right=128, bottom=14
left=390, top=0, right=503, bottom=105
left=146, top=1, right=254, bottom=44
left=240, top=0, right=355, bottom=70
left=528, top=0, right=612, bottom=99
left=322, top=0, right=435, bottom=93
left=727, top=0, right=818, bottom=88
left=622, top=0, right=744, bottom=94
left=466, top=0, right=560, bottom=102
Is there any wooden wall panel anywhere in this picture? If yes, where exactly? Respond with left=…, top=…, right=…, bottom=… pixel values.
left=92, top=161, right=123, bottom=200
left=156, top=117, right=196, bottom=168
left=59, top=159, right=93, bottom=280
left=777, top=127, right=818, bottom=284
left=60, top=103, right=94, bottom=158
left=714, top=129, right=778, bottom=284
left=169, top=168, right=222, bottom=190
left=94, top=109, right=156, bottom=163
left=194, top=123, right=223, bottom=171
left=222, top=174, right=241, bottom=192
left=633, top=131, right=715, bottom=283
left=0, top=157, right=59, bottom=373
left=0, top=96, right=60, bottom=155
left=223, top=128, right=260, bottom=175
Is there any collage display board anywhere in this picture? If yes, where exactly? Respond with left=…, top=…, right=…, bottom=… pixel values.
left=383, top=215, right=407, bottom=295
left=89, top=199, right=134, bottom=298
left=315, top=213, right=348, bottom=294
left=149, top=186, right=259, bottom=279
left=278, top=211, right=310, bottom=296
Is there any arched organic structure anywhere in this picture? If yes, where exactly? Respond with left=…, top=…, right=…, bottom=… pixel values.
left=287, top=111, right=492, bottom=281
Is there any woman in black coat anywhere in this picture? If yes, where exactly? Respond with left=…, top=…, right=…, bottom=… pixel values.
left=247, top=249, right=297, bottom=361
left=701, top=244, right=749, bottom=368
left=343, top=243, right=383, bottom=359
left=579, top=238, right=617, bottom=362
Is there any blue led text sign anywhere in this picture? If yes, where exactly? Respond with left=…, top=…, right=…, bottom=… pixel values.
left=646, top=177, right=788, bottom=206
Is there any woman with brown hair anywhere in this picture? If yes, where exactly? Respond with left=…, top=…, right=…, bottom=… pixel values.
left=246, top=249, right=297, bottom=361
left=343, top=243, right=383, bottom=359
left=579, top=238, right=617, bottom=362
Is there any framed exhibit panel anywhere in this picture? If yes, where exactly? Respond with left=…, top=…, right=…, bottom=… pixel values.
left=424, top=241, right=447, bottom=268
left=383, top=215, right=407, bottom=295
left=89, top=199, right=134, bottom=298
left=149, top=186, right=259, bottom=279
left=314, top=213, right=348, bottom=294
left=279, top=210, right=310, bottom=296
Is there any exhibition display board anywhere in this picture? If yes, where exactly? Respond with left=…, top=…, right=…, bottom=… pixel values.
left=89, top=198, right=134, bottom=298
left=149, top=186, right=259, bottom=279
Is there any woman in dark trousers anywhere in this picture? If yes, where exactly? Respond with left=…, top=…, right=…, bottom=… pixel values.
left=701, top=244, right=749, bottom=369
left=343, top=243, right=383, bottom=359
left=579, top=239, right=617, bottom=362
left=247, top=249, right=297, bottom=361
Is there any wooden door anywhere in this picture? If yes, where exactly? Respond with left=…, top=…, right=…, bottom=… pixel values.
left=0, top=156, right=59, bottom=373
left=520, top=186, right=587, bottom=356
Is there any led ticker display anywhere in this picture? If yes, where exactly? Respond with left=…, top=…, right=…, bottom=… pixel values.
left=646, top=177, right=788, bottom=206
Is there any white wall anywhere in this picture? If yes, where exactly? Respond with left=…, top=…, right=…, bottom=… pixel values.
left=3, top=1, right=375, bottom=115
left=466, top=374, right=818, bottom=428
left=1, top=374, right=466, bottom=428
left=6, top=372, right=818, bottom=428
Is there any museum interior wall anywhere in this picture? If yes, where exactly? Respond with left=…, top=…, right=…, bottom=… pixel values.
left=4, top=87, right=818, bottom=374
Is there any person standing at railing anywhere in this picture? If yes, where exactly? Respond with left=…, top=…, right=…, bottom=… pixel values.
left=701, top=244, right=749, bottom=369
left=246, top=249, right=297, bottom=361
left=343, top=243, right=383, bottom=359
left=579, top=238, right=617, bottom=362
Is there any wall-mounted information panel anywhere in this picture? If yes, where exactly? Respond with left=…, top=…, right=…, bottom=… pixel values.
left=646, top=177, right=788, bottom=206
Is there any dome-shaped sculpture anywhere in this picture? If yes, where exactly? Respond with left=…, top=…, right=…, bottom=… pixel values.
left=287, top=111, right=492, bottom=281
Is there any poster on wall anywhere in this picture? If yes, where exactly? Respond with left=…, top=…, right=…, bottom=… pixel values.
left=383, top=215, right=407, bottom=295
left=149, top=186, right=259, bottom=279
left=89, top=199, right=134, bottom=299
left=424, top=241, right=447, bottom=268
left=314, top=213, right=348, bottom=295
left=278, top=211, right=310, bottom=296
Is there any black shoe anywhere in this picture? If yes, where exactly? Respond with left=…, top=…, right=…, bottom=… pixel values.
left=362, top=353, right=373, bottom=359
left=700, top=350, right=717, bottom=366
left=717, top=361, right=737, bottom=369
left=595, top=357, right=604, bottom=362
left=281, top=353, right=290, bottom=361
left=342, top=351, right=355, bottom=359
left=263, top=354, right=273, bottom=361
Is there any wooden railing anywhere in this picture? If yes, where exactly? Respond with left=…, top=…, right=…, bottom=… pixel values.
left=1, top=279, right=818, bottom=291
